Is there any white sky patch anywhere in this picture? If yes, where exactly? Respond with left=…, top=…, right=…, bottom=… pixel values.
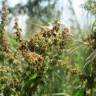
left=73, top=0, right=85, bottom=19
left=18, top=14, right=28, bottom=35
left=8, top=0, right=19, bottom=7
left=8, top=0, right=27, bottom=7
left=8, top=14, right=28, bottom=35
left=60, top=0, right=85, bottom=26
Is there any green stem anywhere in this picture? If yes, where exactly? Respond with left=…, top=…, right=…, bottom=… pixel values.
left=90, top=88, right=93, bottom=96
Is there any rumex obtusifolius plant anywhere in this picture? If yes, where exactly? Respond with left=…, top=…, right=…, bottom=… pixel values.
left=0, top=5, right=74, bottom=95
left=0, top=3, right=46, bottom=95
left=78, top=1, right=96, bottom=95
left=19, top=20, right=73, bottom=95
left=1, top=2, right=95, bottom=96
left=78, top=20, right=96, bottom=96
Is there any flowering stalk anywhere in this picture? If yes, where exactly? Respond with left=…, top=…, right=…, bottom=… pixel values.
left=0, top=2, right=9, bottom=64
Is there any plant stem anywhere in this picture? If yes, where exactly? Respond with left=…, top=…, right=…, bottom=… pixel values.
left=90, top=88, right=93, bottom=96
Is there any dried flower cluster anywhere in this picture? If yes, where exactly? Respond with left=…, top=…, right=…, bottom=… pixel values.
left=0, top=7, right=73, bottom=94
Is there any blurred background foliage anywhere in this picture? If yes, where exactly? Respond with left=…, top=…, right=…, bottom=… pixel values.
left=0, top=0, right=96, bottom=96
left=8, top=0, right=61, bottom=37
